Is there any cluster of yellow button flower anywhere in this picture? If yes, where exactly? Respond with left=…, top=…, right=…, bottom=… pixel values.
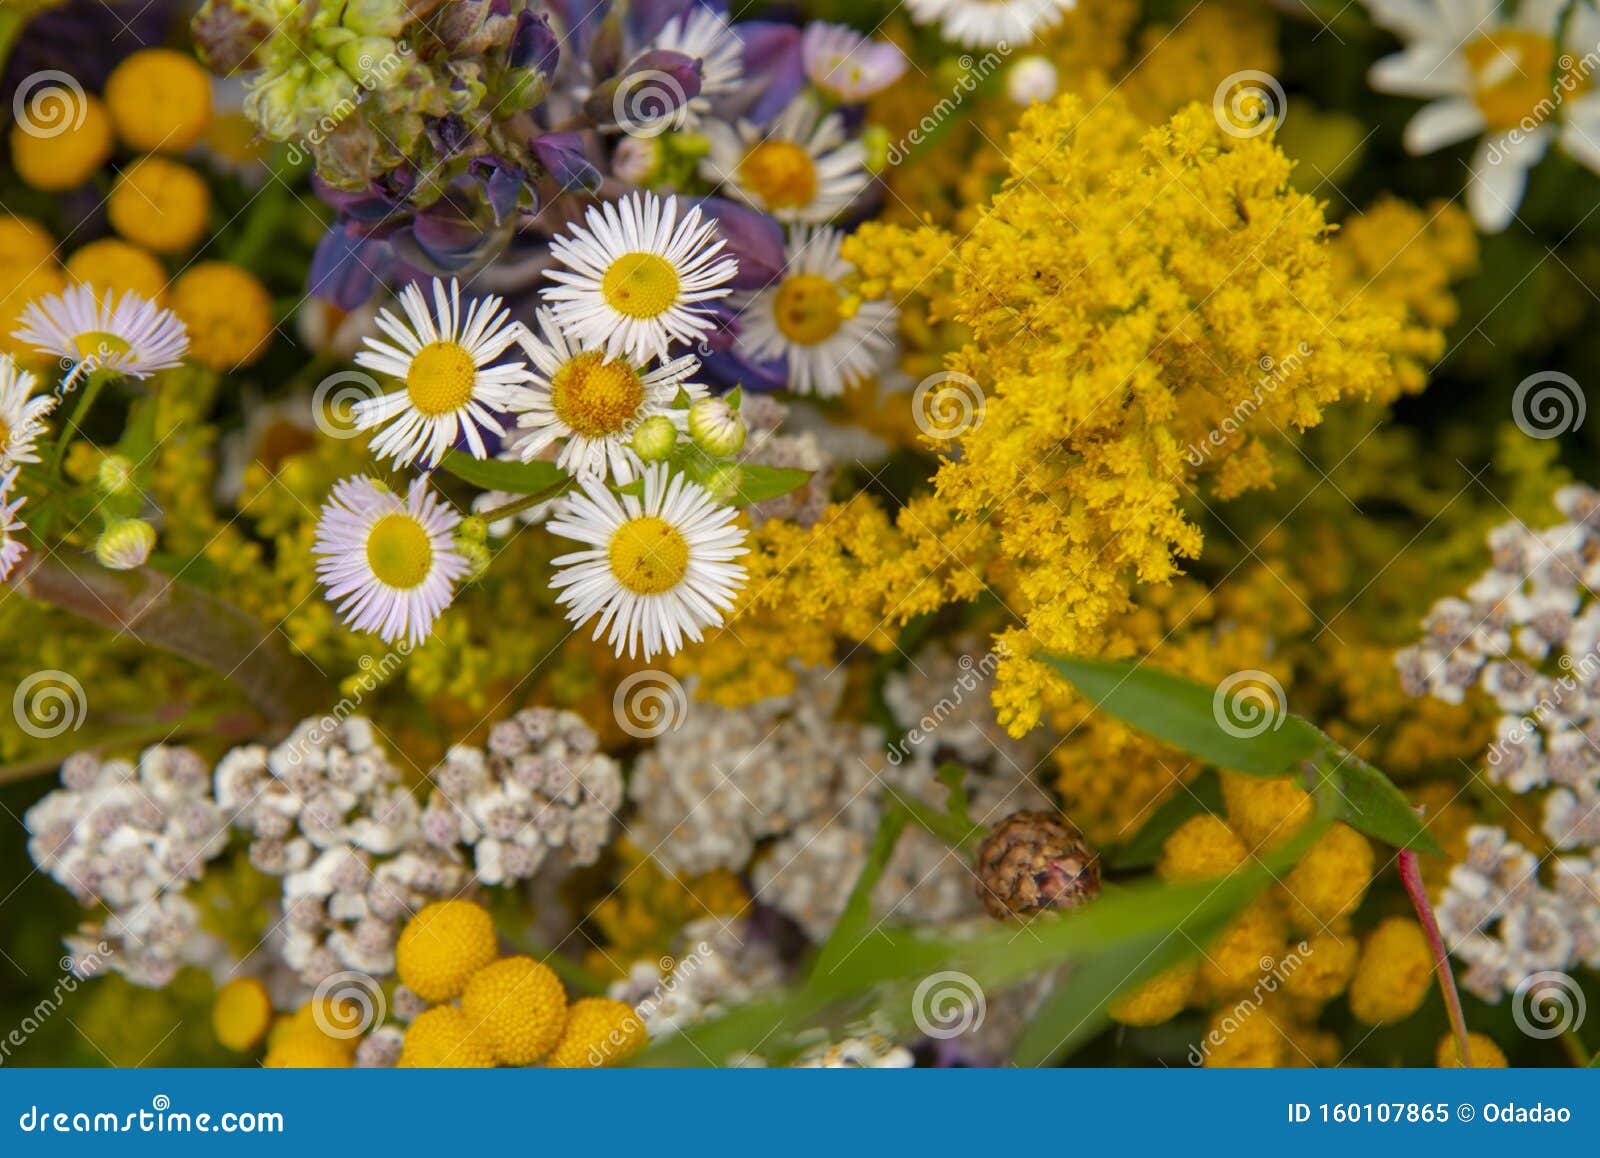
left=215, top=900, right=647, bottom=1069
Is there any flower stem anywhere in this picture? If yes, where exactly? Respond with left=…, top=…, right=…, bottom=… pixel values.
left=49, top=369, right=116, bottom=476
left=476, top=478, right=574, bottom=523
left=1399, top=847, right=1473, bottom=1067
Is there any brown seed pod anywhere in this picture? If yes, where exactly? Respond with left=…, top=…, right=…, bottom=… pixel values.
left=974, top=810, right=1100, bottom=919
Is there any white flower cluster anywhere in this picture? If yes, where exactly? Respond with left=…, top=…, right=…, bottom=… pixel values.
left=418, top=708, right=623, bottom=885
left=216, top=717, right=466, bottom=984
left=883, top=639, right=1047, bottom=773
left=629, top=668, right=1047, bottom=940
left=25, top=746, right=229, bottom=987
left=608, top=917, right=786, bottom=1041
left=790, top=1019, right=914, bottom=1068
left=1396, top=485, right=1600, bottom=850
left=1436, top=827, right=1600, bottom=1001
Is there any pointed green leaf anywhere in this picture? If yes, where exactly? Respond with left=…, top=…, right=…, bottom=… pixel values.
left=438, top=451, right=567, bottom=495
left=1043, top=654, right=1323, bottom=776
left=1321, top=750, right=1441, bottom=855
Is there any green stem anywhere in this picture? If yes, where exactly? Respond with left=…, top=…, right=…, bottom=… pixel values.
left=49, top=369, right=116, bottom=476
left=476, top=478, right=575, bottom=523
left=227, top=151, right=303, bottom=269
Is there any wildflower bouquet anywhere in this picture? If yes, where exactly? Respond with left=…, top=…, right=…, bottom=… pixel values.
left=1, top=0, right=1599, bottom=1076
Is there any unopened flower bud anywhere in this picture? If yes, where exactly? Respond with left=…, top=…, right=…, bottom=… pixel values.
left=456, top=537, right=492, bottom=582
left=95, top=518, right=156, bottom=571
left=1006, top=56, right=1058, bottom=106
left=973, top=811, right=1100, bottom=920
left=688, top=398, right=746, bottom=457
left=457, top=516, right=489, bottom=546
left=97, top=454, right=137, bottom=496
left=631, top=415, right=678, bottom=462
left=701, top=463, right=744, bottom=502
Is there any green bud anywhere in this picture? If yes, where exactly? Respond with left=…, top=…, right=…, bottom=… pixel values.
left=701, top=463, right=744, bottom=503
left=457, top=516, right=489, bottom=546
left=861, top=125, right=892, bottom=176
left=457, top=538, right=492, bottom=583
left=631, top=415, right=679, bottom=462
left=688, top=398, right=746, bottom=457
left=94, top=519, right=156, bottom=572
left=96, top=454, right=137, bottom=497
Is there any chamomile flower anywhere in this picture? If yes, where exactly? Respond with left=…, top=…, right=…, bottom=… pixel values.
left=510, top=307, right=706, bottom=483
left=701, top=97, right=873, bottom=224
left=1362, top=0, right=1600, bottom=232
left=737, top=226, right=896, bottom=397
left=544, top=192, right=739, bottom=364
left=546, top=463, right=747, bottom=660
left=312, top=475, right=471, bottom=647
left=0, top=468, right=27, bottom=582
left=352, top=278, right=528, bottom=467
left=646, top=5, right=745, bottom=130
left=0, top=356, right=55, bottom=468
left=904, top=0, right=1077, bottom=49
left=801, top=23, right=908, bottom=101
left=13, top=284, right=189, bottom=387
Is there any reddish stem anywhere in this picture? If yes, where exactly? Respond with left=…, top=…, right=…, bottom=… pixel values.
left=1399, top=847, right=1472, bottom=1067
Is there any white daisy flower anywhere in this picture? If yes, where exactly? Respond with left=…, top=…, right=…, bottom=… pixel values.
left=544, top=192, right=739, bottom=364
left=1362, top=0, right=1600, bottom=233
left=313, top=475, right=471, bottom=646
left=351, top=277, right=528, bottom=467
left=701, top=97, right=873, bottom=224
left=646, top=5, right=745, bottom=130
left=736, top=226, right=897, bottom=397
left=510, top=306, right=706, bottom=483
left=801, top=23, right=908, bottom=101
left=546, top=463, right=747, bottom=660
left=0, top=356, right=56, bottom=468
left=904, top=0, right=1077, bottom=49
left=13, top=284, right=189, bottom=387
left=0, top=467, right=27, bottom=582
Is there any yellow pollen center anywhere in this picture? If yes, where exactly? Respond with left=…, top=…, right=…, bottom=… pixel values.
left=1465, top=31, right=1584, bottom=130
left=607, top=515, right=689, bottom=595
left=738, top=140, right=818, bottom=210
left=773, top=274, right=844, bottom=346
left=550, top=351, right=646, bottom=438
left=601, top=253, right=681, bottom=320
left=73, top=331, right=132, bottom=360
left=365, top=513, right=433, bottom=589
left=0, top=419, right=9, bottom=447
left=405, top=341, right=477, bottom=417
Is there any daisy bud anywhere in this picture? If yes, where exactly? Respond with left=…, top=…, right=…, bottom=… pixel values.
left=701, top=462, right=744, bottom=502
left=458, top=516, right=489, bottom=546
left=95, top=518, right=156, bottom=571
left=631, top=415, right=679, bottom=462
left=860, top=125, right=892, bottom=175
left=1006, top=56, right=1059, bottom=106
left=688, top=398, right=746, bottom=457
left=456, top=537, right=493, bottom=583
left=97, top=454, right=137, bottom=496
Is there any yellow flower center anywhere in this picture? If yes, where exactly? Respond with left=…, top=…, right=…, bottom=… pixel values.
left=607, top=515, right=689, bottom=595
left=73, top=331, right=132, bottom=360
left=550, top=351, right=646, bottom=438
left=601, top=253, right=681, bottom=320
left=0, top=418, right=10, bottom=448
left=738, top=140, right=818, bottom=210
left=365, top=512, right=433, bottom=589
left=772, top=274, right=844, bottom=346
left=1464, top=31, right=1583, bottom=131
left=406, top=341, right=477, bottom=417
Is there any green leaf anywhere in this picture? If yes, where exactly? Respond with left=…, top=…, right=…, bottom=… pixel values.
left=438, top=451, right=567, bottom=495
left=809, top=803, right=909, bottom=980
left=1320, top=750, right=1441, bottom=855
left=1043, top=654, right=1324, bottom=777
left=1109, top=769, right=1223, bottom=869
